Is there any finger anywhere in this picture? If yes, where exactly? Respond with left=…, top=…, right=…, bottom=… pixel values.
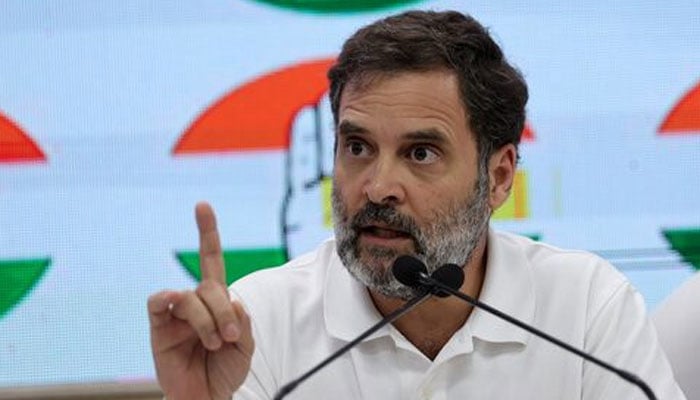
left=197, top=280, right=243, bottom=342
left=195, top=201, right=227, bottom=286
left=170, top=290, right=223, bottom=351
left=147, top=291, right=182, bottom=328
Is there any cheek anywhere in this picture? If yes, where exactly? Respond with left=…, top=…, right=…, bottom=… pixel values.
left=332, top=174, right=363, bottom=215
left=340, top=187, right=365, bottom=217
left=407, top=183, right=462, bottom=220
left=334, top=163, right=365, bottom=194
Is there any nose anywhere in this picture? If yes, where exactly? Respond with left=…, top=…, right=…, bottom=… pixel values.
left=363, top=159, right=406, bottom=205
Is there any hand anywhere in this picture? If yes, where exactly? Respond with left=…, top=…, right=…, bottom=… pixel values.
left=148, top=202, right=254, bottom=400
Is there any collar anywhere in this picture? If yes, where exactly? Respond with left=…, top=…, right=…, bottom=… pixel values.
left=322, top=229, right=537, bottom=346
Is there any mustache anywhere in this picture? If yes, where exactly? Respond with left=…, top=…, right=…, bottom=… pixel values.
left=350, top=202, right=420, bottom=238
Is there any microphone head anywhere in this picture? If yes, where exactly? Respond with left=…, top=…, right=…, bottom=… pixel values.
left=430, top=264, right=465, bottom=297
left=391, top=255, right=427, bottom=288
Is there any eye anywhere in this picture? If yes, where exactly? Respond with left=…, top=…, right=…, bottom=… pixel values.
left=408, top=146, right=439, bottom=164
left=344, top=139, right=371, bottom=158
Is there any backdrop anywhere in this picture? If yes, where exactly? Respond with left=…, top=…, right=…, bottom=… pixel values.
left=0, top=0, right=698, bottom=388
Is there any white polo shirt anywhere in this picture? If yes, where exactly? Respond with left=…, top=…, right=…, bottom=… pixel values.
left=230, top=230, right=685, bottom=400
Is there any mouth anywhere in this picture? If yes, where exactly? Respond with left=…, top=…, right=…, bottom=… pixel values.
left=358, top=224, right=412, bottom=241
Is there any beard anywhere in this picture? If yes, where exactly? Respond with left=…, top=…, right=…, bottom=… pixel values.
left=332, top=169, right=491, bottom=300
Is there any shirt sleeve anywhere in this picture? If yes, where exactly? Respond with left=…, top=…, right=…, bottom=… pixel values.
left=581, top=281, right=687, bottom=400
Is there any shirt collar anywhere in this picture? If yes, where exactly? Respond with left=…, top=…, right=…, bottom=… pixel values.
left=466, top=229, right=536, bottom=345
left=323, top=229, right=537, bottom=346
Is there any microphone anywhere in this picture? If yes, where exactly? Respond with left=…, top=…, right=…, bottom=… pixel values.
left=403, top=258, right=657, bottom=400
left=392, top=255, right=463, bottom=297
left=272, top=257, right=433, bottom=400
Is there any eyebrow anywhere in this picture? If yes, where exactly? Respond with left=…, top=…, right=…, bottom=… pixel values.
left=337, top=120, right=368, bottom=136
left=337, top=120, right=448, bottom=145
left=403, top=128, right=447, bottom=145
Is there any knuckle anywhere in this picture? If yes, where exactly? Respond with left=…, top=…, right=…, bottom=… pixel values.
left=217, top=304, right=235, bottom=318
left=199, top=324, right=217, bottom=338
left=197, top=279, right=220, bottom=294
left=179, top=291, right=201, bottom=316
left=212, top=299, right=235, bottom=323
left=182, top=289, right=197, bottom=302
left=195, top=280, right=212, bottom=296
left=193, top=314, right=216, bottom=336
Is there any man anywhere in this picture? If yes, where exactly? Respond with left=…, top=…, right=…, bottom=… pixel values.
left=148, top=10, right=686, bottom=399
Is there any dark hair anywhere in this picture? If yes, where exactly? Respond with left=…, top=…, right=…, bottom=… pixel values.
left=328, top=10, right=528, bottom=164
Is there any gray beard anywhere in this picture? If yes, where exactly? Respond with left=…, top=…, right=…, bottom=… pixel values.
left=332, top=169, right=491, bottom=300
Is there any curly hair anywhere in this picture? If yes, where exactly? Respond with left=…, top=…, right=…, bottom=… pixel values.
left=328, top=10, right=528, bottom=164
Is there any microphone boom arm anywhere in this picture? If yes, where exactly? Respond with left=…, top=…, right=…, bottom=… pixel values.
left=422, top=275, right=657, bottom=400
left=272, top=290, right=432, bottom=400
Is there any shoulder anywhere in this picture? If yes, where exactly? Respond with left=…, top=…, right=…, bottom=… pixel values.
left=493, top=230, right=627, bottom=285
left=491, top=230, right=633, bottom=319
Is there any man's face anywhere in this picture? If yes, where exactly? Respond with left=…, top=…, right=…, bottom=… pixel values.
left=332, top=70, right=492, bottom=300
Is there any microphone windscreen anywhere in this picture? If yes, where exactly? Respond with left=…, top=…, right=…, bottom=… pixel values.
left=431, top=264, right=465, bottom=291
left=392, top=255, right=427, bottom=287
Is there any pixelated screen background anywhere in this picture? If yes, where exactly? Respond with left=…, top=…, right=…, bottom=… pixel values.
left=0, top=0, right=698, bottom=388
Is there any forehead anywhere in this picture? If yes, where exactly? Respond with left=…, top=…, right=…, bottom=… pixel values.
left=337, top=70, right=470, bottom=137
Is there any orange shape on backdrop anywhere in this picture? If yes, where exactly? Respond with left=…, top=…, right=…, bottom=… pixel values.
left=659, top=81, right=700, bottom=135
left=0, top=113, right=46, bottom=162
left=522, top=123, right=535, bottom=141
left=174, top=58, right=336, bottom=154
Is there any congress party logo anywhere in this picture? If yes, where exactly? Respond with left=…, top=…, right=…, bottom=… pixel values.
left=173, top=58, right=538, bottom=284
left=251, top=0, right=424, bottom=13
left=0, top=112, right=51, bottom=318
left=173, top=58, right=335, bottom=284
left=658, top=80, right=700, bottom=271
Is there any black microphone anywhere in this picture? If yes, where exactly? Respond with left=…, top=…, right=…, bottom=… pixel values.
left=393, top=255, right=463, bottom=297
left=272, top=257, right=433, bottom=400
left=401, top=258, right=657, bottom=400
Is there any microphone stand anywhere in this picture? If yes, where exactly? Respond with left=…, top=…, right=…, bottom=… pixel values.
left=272, top=290, right=432, bottom=400
left=422, top=273, right=657, bottom=400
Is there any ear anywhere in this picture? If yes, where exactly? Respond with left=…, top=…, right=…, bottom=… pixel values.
left=487, top=144, right=517, bottom=210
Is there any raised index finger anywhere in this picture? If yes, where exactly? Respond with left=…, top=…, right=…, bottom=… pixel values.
left=195, top=201, right=227, bottom=286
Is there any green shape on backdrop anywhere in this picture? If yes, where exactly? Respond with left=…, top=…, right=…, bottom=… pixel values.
left=252, top=0, right=423, bottom=13
left=176, top=248, right=287, bottom=285
left=0, top=258, right=51, bottom=318
left=662, top=227, right=700, bottom=270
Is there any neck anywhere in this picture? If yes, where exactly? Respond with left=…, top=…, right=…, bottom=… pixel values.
left=369, top=235, right=488, bottom=360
